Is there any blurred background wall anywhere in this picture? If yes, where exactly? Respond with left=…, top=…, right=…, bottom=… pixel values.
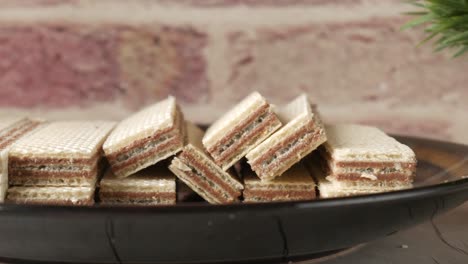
left=0, top=0, right=467, bottom=143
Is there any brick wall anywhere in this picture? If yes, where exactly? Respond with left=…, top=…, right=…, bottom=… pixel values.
left=0, top=0, right=467, bottom=143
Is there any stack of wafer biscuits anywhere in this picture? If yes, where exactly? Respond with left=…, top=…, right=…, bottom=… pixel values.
left=6, top=121, right=115, bottom=205
left=0, top=117, right=42, bottom=202
left=99, top=165, right=176, bottom=206
left=97, top=96, right=185, bottom=206
left=316, top=124, right=417, bottom=198
left=0, top=92, right=420, bottom=206
left=170, top=123, right=243, bottom=204
left=246, top=94, right=327, bottom=181
left=103, top=96, right=185, bottom=178
left=203, top=92, right=282, bottom=171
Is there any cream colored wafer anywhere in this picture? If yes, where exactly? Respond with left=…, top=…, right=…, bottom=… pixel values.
left=203, top=92, right=282, bottom=170
left=321, top=124, right=417, bottom=182
left=7, top=186, right=95, bottom=205
left=246, top=94, right=327, bottom=181
left=10, top=121, right=115, bottom=159
left=103, top=96, right=185, bottom=178
left=170, top=122, right=243, bottom=204
left=8, top=121, right=115, bottom=187
left=324, top=124, right=416, bottom=163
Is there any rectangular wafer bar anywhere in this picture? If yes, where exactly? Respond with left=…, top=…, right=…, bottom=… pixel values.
left=322, top=124, right=416, bottom=183
left=7, top=186, right=95, bottom=205
left=0, top=117, right=42, bottom=201
left=243, top=163, right=316, bottom=203
left=99, top=165, right=176, bottom=205
left=246, top=94, right=327, bottom=181
left=8, top=121, right=115, bottom=186
left=169, top=123, right=243, bottom=204
left=316, top=124, right=416, bottom=197
left=203, top=92, right=282, bottom=170
left=103, top=96, right=185, bottom=178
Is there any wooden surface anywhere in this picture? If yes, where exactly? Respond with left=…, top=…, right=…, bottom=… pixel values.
left=309, top=202, right=468, bottom=264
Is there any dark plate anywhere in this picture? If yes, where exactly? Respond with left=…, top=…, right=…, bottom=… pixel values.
left=0, top=135, right=467, bottom=264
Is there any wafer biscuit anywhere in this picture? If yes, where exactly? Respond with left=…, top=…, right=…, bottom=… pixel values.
left=243, top=163, right=316, bottom=203
left=0, top=117, right=42, bottom=201
left=7, top=186, right=95, bottom=205
left=322, top=124, right=416, bottom=183
left=169, top=123, right=243, bottom=204
left=203, top=92, right=282, bottom=170
left=8, top=121, right=115, bottom=186
left=313, top=124, right=416, bottom=197
left=103, top=96, right=185, bottom=178
left=99, top=166, right=176, bottom=205
left=246, top=94, right=327, bottom=181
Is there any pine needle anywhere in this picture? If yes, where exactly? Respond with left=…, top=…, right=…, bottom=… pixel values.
left=402, top=0, right=468, bottom=57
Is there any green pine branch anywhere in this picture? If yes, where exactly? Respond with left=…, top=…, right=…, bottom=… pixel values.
left=402, top=0, right=468, bottom=57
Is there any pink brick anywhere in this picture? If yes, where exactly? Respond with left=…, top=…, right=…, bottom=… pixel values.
left=0, top=0, right=467, bottom=144
left=221, top=17, right=468, bottom=107
left=118, top=26, right=208, bottom=109
left=0, top=26, right=120, bottom=107
left=0, top=24, right=208, bottom=109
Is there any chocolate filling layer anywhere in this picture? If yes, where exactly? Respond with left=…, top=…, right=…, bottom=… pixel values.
left=9, top=177, right=97, bottom=187
left=215, top=112, right=281, bottom=168
left=244, top=189, right=315, bottom=202
left=180, top=149, right=241, bottom=198
left=99, top=198, right=175, bottom=205
left=251, top=123, right=325, bottom=179
left=207, top=104, right=269, bottom=154
left=170, top=161, right=228, bottom=204
left=99, top=191, right=175, bottom=200
left=9, top=154, right=99, bottom=167
left=110, top=135, right=181, bottom=171
left=335, top=161, right=416, bottom=169
left=333, top=173, right=413, bottom=182
left=112, top=139, right=182, bottom=177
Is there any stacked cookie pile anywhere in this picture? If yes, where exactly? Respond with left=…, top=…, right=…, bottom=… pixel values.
left=7, top=121, right=115, bottom=205
left=0, top=92, right=417, bottom=206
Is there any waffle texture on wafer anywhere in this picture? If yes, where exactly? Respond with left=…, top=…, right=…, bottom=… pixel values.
left=103, top=96, right=185, bottom=178
left=315, top=124, right=416, bottom=197
left=246, top=94, right=327, bottom=181
left=0, top=117, right=42, bottom=201
left=203, top=92, right=282, bottom=170
left=99, top=166, right=176, bottom=205
left=243, top=163, right=316, bottom=203
left=7, top=186, right=95, bottom=205
left=169, top=123, right=243, bottom=204
left=8, top=121, right=115, bottom=187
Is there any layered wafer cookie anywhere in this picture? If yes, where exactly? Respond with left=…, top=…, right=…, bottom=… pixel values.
left=243, top=163, right=316, bottom=203
left=7, top=186, right=95, bottom=205
left=99, top=166, right=176, bottom=206
left=169, top=123, right=243, bottom=204
left=0, top=117, right=42, bottom=201
left=203, top=92, right=282, bottom=170
left=103, top=96, right=185, bottom=178
left=319, top=124, right=417, bottom=196
left=8, top=121, right=115, bottom=186
left=246, top=94, right=327, bottom=181
left=303, top=153, right=385, bottom=198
